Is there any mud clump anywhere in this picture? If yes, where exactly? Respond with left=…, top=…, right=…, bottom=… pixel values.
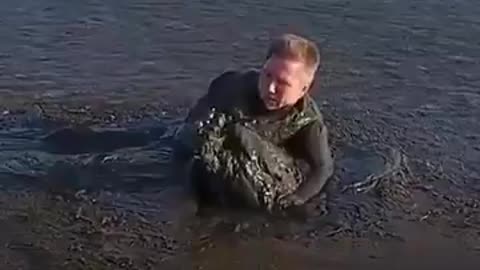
left=193, top=111, right=302, bottom=212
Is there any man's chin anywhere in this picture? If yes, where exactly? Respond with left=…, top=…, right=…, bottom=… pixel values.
left=265, top=104, right=281, bottom=111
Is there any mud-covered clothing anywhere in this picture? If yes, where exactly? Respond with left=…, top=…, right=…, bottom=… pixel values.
left=174, top=70, right=333, bottom=210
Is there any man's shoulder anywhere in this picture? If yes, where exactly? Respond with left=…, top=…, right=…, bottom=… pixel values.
left=289, top=105, right=328, bottom=146
left=204, top=69, right=260, bottom=112
left=300, top=95, right=325, bottom=122
left=208, top=69, right=259, bottom=94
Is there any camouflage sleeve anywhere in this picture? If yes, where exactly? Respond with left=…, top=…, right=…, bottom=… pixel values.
left=290, top=119, right=334, bottom=202
left=174, top=71, right=238, bottom=154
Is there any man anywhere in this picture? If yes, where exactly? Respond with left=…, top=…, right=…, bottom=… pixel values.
left=173, top=33, right=334, bottom=212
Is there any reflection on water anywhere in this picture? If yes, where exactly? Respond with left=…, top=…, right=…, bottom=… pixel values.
left=1, top=0, right=478, bottom=179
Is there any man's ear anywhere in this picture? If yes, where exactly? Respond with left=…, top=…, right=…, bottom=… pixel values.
left=307, top=74, right=319, bottom=93
left=303, top=79, right=314, bottom=92
left=303, top=70, right=316, bottom=93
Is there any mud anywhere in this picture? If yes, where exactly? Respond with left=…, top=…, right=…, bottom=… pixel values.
left=192, top=111, right=305, bottom=211
left=1, top=100, right=479, bottom=269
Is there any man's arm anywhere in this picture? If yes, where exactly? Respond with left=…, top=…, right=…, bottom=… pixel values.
left=282, top=120, right=334, bottom=206
left=173, top=71, right=239, bottom=159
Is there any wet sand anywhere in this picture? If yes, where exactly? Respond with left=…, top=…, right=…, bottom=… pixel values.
left=0, top=185, right=478, bottom=270
left=0, top=101, right=479, bottom=269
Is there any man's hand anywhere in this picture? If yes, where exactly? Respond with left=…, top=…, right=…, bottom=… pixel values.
left=278, top=193, right=305, bottom=209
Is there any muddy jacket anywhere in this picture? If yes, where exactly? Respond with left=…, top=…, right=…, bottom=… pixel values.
left=174, top=70, right=334, bottom=205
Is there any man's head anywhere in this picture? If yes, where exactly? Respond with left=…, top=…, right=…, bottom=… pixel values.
left=258, top=33, right=320, bottom=111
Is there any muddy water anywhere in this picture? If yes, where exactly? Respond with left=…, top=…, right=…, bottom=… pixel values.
left=1, top=0, right=480, bottom=269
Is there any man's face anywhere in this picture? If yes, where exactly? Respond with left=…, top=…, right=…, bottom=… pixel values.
left=258, top=55, right=314, bottom=111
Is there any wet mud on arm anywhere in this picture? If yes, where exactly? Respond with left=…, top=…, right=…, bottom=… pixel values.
left=172, top=71, right=239, bottom=160
left=289, top=120, right=334, bottom=203
left=171, top=71, right=243, bottom=200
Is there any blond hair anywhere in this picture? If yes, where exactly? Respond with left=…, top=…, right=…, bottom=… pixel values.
left=265, top=33, right=320, bottom=73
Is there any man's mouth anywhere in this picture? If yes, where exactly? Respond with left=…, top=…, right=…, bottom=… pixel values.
left=265, top=98, right=278, bottom=107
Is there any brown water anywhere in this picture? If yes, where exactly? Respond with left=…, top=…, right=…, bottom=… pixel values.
left=1, top=0, right=479, bottom=269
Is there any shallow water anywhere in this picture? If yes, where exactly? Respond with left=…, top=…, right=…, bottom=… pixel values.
left=1, top=0, right=478, bottom=175
left=1, top=0, right=480, bottom=269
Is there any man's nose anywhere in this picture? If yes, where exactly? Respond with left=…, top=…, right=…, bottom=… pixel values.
left=268, top=82, right=276, bottom=94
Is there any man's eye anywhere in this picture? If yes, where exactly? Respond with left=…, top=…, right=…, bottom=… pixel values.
left=277, top=86, right=287, bottom=93
left=277, top=80, right=288, bottom=88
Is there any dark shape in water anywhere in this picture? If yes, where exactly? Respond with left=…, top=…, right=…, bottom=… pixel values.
left=41, top=125, right=167, bottom=154
left=340, top=145, right=411, bottom=195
